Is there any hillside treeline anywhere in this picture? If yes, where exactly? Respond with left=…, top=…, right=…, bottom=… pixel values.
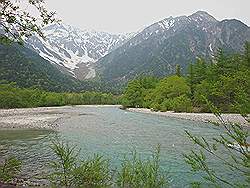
left=0, top=83, right=117, bottom=109
left=121, top=43, right=250, bottom=113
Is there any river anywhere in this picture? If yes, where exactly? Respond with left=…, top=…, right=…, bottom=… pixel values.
left=0, top=106, right=244, bottom=187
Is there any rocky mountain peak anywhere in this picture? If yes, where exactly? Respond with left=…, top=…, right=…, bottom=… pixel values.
left=189, top=11, right=217, bottom=22
left=24, top=11, right=250, bottom=85
left=96, top=11, right=250, bottom=85
left=26, top=23, right=134, bottom=80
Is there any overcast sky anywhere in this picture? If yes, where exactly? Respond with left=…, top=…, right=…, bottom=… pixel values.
left=45, top=0, right=250, bottom=34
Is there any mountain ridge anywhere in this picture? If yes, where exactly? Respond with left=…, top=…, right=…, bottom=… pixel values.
left=95, top=11, right=250, bottom=85
left=1, top=11, right=250, bottom=93
left=26, top=23, right=134, bottom=80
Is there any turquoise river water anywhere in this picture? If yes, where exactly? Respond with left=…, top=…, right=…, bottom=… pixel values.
left=0, top=106, right=244, bottom=187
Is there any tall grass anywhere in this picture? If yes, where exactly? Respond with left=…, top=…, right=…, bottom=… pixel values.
left=48, top=140, right=78, bottom=187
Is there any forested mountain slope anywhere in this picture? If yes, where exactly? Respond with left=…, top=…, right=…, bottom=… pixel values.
left=0, top=43, right=83, bottom=92
left=96, top=11, right=250, bottom=85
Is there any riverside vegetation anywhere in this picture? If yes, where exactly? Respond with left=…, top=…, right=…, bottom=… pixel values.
left=121, top=42, right=250, bottom=114
left=0, top=141, right=167, bottom=187
left=0, top=83, right=117, bottom=109
left=0, top=1, right=248, bottom=187
left=0, top=43, right=249, bottom=111
left=0, top=44, right=249, bottom=187
left=0, top=48, right=249, bottom=187
left=47, top=141, right=166, bottom=188
left=0, top=108, right=249, bottom=187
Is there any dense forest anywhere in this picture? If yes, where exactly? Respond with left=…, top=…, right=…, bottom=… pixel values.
left=121, top=42, right=250, bottom=113
left=0, top=83, right=117, bottom=109
left=0, top=43, right=84, bottom=92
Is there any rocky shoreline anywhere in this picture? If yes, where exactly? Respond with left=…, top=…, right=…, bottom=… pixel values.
left=0, top=105, right=122, bottom=130
left=0, top=106, right=69, bottom=130
left=127, top=108, right=249, bottom=126
left=0, top=106, right=249, bottom=130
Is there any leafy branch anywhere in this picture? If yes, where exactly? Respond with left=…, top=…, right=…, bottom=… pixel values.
left=0, top=0, right=59, bottom=44
left=184, top=99, right=250, bottom=187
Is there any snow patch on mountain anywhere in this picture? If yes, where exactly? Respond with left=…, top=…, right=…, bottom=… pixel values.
left=158, top=18, right=175, bottom=30
left=26, top=23, right=133, bottom=79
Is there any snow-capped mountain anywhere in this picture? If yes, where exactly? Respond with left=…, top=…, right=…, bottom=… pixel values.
left=26, top=23, right=133, bottom=79
left=96, top=11, right=250, bottom=83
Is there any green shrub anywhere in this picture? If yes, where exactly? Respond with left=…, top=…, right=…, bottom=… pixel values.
left=184, top=102, right=250, bottom=187
left=160, top=99, right=173, bottom=112
left=116, top=145, right=167, bottom=188
left=49, top=141, right=167, bottom=188
left=0, top=156, right=22, bottom=183
left=172, top=95, right=192, bottom=112
left=73, top=155, right=112, bottom=187
left=150, top=102, right=161, bottom=111
left=49, top=140, right=112, bottom=188
left=49, top=140, right=78, bottom=187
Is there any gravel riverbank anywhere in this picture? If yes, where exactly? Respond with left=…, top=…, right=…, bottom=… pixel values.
left=127, top=108, right=249, bottom=126
left=0, top=106, right=71, bottom=130
left=0, top=105, right=122, bottom=130
left=0, top=106, right=248, bottom=130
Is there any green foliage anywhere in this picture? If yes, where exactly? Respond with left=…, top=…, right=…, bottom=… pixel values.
left=122, top=75, right=192, bottom=112
left=191, top=58, right=209, bottom=85
left=151, top=75, right=190, bottom=105
left=0, top=0, right=57, bottom=44
left=0, top=156, right=22, bottom=183
left=159, top=95, right=192, bottom=113
left=122, top=42, right=250, bottom=113
left=49, top=140, right=112, bottom=187
left=184, top=103, right=250, bottom=187
left=116, top=145, right=166, bottom=188
left=159, top=99, right=173, bottom=112
left=171, top=95, right=192, bottom=112
left=175, top=64, right=181, bottom=77
left=73, top=155, right=112, bottom=187
left=152, top=76, right=191, bottom=112
left=0, top=83, right=117, bottom=109
left=48, top=140, right=167, bottom=188
left=0, top=36, right=12, bottom=45
left=192, top=44, right=250, bottom=113
left=49, top=141, right=78, bottom=187
left=121, top=76, right=158, bottom=108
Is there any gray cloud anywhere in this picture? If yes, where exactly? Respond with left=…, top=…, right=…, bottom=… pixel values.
left=45, top=0, right=250, bottom=33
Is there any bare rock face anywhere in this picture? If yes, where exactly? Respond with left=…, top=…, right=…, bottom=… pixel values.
left=26, top=24, right=134, bottom=80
